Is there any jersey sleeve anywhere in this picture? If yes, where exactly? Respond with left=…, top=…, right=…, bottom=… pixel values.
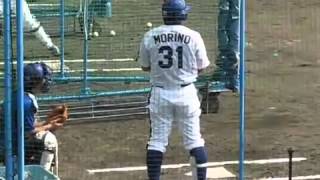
left=195, top=33, right=210, bottom=70
left=138, top=33, right=151, bottom=68
left=24, top=95, right=37, bottom=133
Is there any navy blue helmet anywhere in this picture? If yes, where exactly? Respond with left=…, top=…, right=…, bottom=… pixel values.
left=24, top=62, right=53, bottom=93
left=162, top=0, right=191, bottom=22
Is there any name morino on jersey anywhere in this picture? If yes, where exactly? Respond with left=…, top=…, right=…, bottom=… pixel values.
left=153, top=33, right=191, bottom=45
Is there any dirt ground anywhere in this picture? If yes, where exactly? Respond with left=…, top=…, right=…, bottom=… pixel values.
left=1, top=0, right=319, bottom=179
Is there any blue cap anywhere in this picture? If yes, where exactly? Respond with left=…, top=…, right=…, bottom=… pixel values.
left=162, top=0, right=191, bottom=18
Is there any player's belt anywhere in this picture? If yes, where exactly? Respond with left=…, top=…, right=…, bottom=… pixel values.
left=180, top=83, right=191, bottom=87
left=154, top=83, right=191, bottom=88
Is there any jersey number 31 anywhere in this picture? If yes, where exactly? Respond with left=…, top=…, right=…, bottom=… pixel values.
left=158, top=46, right=183, bottom=69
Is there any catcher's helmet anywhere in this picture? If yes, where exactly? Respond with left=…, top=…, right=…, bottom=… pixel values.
left=162, top=0, right=191, bottom=22
left=24, top=62, right=53, bottom=93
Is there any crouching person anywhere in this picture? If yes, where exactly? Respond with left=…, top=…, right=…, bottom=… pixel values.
left=23, top=62, right=68, bottom=171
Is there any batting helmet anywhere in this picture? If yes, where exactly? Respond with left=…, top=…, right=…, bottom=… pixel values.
left=24, top=62, right=53, bottom=93
left=162, top=0, right=191, bottom=23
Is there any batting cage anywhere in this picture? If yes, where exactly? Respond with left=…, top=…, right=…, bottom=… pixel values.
left=2, top=0, right=320, bottom=179
left=1, top=0, right=225, bottom=120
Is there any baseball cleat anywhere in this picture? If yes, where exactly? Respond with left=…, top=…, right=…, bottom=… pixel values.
left=48, top=45, right=61, bottom=56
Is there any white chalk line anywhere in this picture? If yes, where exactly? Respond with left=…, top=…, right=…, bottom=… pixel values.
left=259, top=175, right=320, bottom=180
left=0, top=58, right=139, bottom=75
left=86, top=157, right=307, bottom=174
left=54, top=68, right=142, bottom=72
left=0, top=68, right=142, bottom=75
left=0, top=58, right=135, bottom=65
left=29, top=3, right=61, bottom=7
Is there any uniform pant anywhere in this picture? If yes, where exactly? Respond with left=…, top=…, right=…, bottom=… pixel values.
left=27, top=131, right=57, bottom=171
left=0, top=0, right=54, bottom=48
left=215, top=0, right=240, bottom=89
left=0, top=131, right=57, bottom=171
left=147, top=84, right=205, bottom=153
left=217, top=0, right=239, bottom=53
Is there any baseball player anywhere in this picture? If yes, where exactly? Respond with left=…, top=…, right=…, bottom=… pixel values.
left=0, top=62, right=67, bottom=171
left=214, top=0, right=239, bottom=90
left=0, top=0, right=60, bottom=56
left=138, top=0, right=210, bottom=179
left=22, top=62, right=67, bottom=171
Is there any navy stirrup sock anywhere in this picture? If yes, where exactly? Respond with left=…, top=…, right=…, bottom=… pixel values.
left=147, top=150, right=163, bottom=180
left=190, top=147, right=208, bottom=180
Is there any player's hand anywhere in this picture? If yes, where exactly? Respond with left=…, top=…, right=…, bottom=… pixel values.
left=47, top=114, right=67, bottom=124
left=50, top=121, right=64, bottom=131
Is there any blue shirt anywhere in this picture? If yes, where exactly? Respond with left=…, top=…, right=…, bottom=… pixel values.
left=0, top=92, right=38, bottom=151
left=23, top=93, right=38, bottom=133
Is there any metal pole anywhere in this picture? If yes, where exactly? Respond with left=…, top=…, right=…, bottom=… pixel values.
left=16, top=0, right=25, bottom=179
left=3, top=0, right=14, bottom=178
left=238, top=0, right=246, bottom=179
left=288, top=148, right=294, bottom=180
left=60, top=0, right=65, bottom=78
left=82, top=0, right=90, bottom=94
left=106, top=0, right=112, bottom=17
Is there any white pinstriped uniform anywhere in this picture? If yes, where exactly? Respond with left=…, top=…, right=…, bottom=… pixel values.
left=0, top=0, right=55, bottom=49
left=139, top=25, right=210, bottom=152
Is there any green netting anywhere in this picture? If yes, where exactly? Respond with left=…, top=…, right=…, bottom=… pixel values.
left=29, top=4, right=78, bottom=17
left=0, top=0, right=221, bottom=100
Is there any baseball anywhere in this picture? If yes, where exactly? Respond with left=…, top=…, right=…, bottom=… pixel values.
left=93, top=31, right=99, bottom=37
left=146, top=22, right=153, bottom=28
left=110, top=30, right=116, bottom=36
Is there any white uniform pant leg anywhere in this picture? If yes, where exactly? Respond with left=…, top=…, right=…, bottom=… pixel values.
left=147, top=87, right=174, bottom=153
left=35, top=131, right=58, bottom=171
left=0, top=0, right=53, bottom=48
left=22, top=0, right=53, bottom=48
left=176, top=84, right=205, bottom=150
left=0, top=1, right=3, bottom=15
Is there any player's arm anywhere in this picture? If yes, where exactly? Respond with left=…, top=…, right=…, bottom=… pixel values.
left=32, top=124, right=55, bottom=134
left=34, top=123, right=63, bottom=133
left=33, top=115, right=56, bottom=128
left=32, top=117, right=64, bottom=133
left=34, top=119, right=47, bottom=127
left=196, top=33, right=210, bottom=74
left=25, top=102, right=62, bottom=135
left=138, top=35, right=151, bottom=71
left=24, top=101, right=52, bottom=135
left=30, top=115, right=62, bottom=134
